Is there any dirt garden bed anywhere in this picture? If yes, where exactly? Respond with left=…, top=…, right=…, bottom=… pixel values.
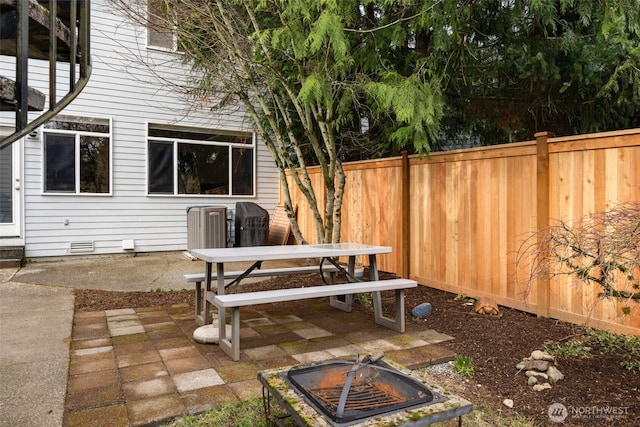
left=74, top=272, right=639, bottom=426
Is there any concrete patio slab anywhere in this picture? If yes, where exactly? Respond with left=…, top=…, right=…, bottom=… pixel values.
left=0, top=280, right=73, bottom=427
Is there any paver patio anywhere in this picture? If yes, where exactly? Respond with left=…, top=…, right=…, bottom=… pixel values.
left=63, top=298, right=456, bottom=426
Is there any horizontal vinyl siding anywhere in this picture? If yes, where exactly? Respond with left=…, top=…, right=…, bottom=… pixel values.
left=1, top=1, right=280, bottom=257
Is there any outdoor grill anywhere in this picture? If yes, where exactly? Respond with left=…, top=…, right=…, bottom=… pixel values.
left=283, top=354, right=445, bottom=425
left=234, top=202, right=269, bottom=246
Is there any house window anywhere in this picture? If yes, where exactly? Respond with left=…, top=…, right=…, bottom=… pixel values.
left=148, top=125, right=255, bottom=196
left=147, top=1, right=175, bottom=50
left=43, top=115, right=111, bottom=194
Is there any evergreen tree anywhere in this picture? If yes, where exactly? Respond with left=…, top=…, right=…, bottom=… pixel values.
left=113, top=0, right=640, bottom=243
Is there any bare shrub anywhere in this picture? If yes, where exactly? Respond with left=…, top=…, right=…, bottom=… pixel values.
left=517, top=202, right=640, bottom=306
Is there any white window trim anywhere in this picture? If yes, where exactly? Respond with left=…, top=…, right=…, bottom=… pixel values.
left=41, top=115, right=113, bottom=196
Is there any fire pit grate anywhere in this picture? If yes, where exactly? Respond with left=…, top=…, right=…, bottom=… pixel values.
left=285, top=354, right=446, bottom=425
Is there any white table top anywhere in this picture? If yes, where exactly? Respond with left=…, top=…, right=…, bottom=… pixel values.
left=190, top=243, right=391, bottom=263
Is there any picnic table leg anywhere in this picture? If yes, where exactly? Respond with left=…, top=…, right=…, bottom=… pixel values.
left=329, top=270, right=336, bottom=285
left=370, top=255, right=382, bottom=319
left=370, top=255, right=406, bottom=332
left=217, top=306, right=240, bottom=361
left=195, top=280, right=204, bottom=325
left=217, top=263, right=227, bottom=342
left=329, top=255, right=355, bottom=312
left=203, top=262, right=213, bottom=325
left=368, top=254, right=380, bottom=281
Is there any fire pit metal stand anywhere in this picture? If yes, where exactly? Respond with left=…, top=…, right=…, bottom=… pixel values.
left=258, top=361, right=473, bottom=427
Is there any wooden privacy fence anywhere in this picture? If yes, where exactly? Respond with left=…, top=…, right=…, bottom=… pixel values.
left=284, top=129, right=640, bottom=335
left=284, top=128, right=640, bottom=335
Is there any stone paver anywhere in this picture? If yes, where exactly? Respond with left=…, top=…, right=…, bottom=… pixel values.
left=172, top=368, right=225, bottom=392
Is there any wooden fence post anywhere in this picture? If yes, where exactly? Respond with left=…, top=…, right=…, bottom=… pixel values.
left=535, top=131, right=554, bottom=317
left=401, top=151, right=410, bottom=278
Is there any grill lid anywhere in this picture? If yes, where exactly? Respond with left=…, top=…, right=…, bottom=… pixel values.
left=286, top=354, right=445, bottom=425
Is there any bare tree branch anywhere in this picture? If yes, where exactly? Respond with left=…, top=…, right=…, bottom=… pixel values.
left=516, top=202, right=640, bottom=306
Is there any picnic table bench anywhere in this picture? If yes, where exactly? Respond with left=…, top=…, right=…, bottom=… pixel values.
left=213, top=278, right=417, bottom=361
left=185, top=264, right=340, bottom=325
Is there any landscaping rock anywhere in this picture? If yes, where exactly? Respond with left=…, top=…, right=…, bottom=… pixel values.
left=546, top=365, right=565, bottom=383
left=533, top=382, right=552, bottom=391
left=517, top=348, right=565, bottom=392
left=503, top=399, right=514, bottom=409
left=412, top=302, right=433, bottom=318
left=524, top=359, right=551, bottom=372
left=525, top=370, right=549, bottom=380
left=531, top=350, right=554, bottom=361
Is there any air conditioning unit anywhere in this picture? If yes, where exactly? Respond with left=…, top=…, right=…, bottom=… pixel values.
left=187, top=206, right=227, bottom=250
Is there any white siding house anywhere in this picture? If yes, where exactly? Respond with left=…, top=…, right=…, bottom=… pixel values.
left=0, top=1, right=280, bottom=258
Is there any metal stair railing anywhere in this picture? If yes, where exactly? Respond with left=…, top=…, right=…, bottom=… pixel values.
left=0, top=0, right=91, bottom=149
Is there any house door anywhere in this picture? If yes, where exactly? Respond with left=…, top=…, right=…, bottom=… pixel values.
left=0, top=139, right=21, bottom=238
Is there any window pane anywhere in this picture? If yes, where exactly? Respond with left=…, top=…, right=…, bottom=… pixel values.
left=178, top=143, right=229, bottom=195
left=147, top=2, right=173, bottom=49
left=79, top=136, right=110, bottom=193
left=148, top=26, right=173, bottom=49
left=148, top=141, right=174, bottom=194
left=44, top=134, right=75, bottom=192
left=232, top=147, right=254, bottom=195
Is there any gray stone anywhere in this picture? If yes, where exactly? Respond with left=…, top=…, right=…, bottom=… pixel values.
left=532, top=382, right=552, bottom=391
left=527, top=376, right=538, bottom=386
left=412, top=302, right=433, bottom=318
left=531, top=350, right=555, bottom=361
left=525, top=359, right=550, bottom=372
left=546, top=365, right=565, bottom=383
left=525, top=370, right=549, bottom=380
left=503, top=399, right=514, bottom=409
left=516, top=361, right=527, bottom=370
left=531, top=350, right=544, bottom=360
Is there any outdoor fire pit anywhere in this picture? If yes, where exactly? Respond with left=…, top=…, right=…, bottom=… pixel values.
left=258, top=354, right=473, bottom=426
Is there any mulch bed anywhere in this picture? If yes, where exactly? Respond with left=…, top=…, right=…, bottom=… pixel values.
left=74, top=271, right=639, bottom=426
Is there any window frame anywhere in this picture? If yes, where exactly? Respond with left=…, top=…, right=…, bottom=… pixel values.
left=41, top=115, right=113, bottom=196
left=146, top=124, right=256, bottom=198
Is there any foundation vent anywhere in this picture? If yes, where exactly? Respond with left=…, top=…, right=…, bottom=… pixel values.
left=69, top=241, right=95, bottom=253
